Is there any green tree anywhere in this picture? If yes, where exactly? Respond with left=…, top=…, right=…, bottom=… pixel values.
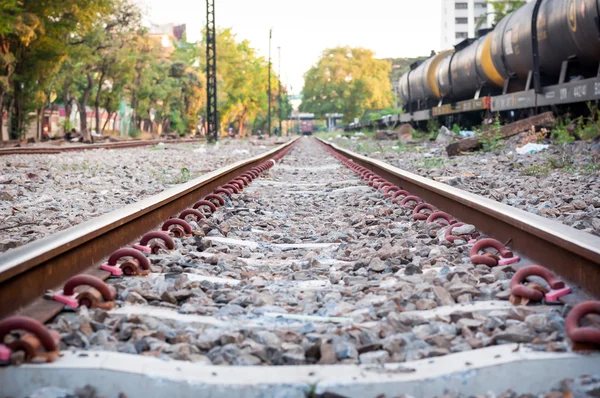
left=1, top=0, right=112, bottom=139
left=300, top=47, right=393, bottom=123
left=487, top=0, right=526, bottom=24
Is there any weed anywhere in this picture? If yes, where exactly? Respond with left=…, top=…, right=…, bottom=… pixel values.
left=479, top=117, right=503, bottom=152
left=419, top=157, right=445, bottom=169
left=180, top=167, right=191, bottom=182
left=546, top=154, right=574, bottom=170
left=582, top=163, right=600, bottom=174
left=522, top=164, right=550, bottom=176
left=427, top=118, right=441, bottom=140
left=451, top=124, right=462, bottom=135
left=551, top=119, right=575, bottom=144
left=129, top=128, right=141, bottom=139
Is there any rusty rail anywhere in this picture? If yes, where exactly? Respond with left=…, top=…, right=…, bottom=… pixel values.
left=0, top=138, right=298, bottom=322
left=0, top=138, right=206, bottom=156
left=318, top=138, right=600, bottom=299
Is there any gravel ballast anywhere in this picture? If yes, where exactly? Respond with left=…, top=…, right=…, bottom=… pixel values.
left=326, top=135, right=600, bottom=237
left=46, top=138, right=581, bottom=373
left=0, top=139, right=282, bottom=253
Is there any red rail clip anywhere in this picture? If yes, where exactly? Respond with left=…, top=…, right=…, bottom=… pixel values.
left=470, top=238, right=518, bottom=267
left=510, top=265, right=570, bottom=305
left=566, top=301, right=600, bottom=346
left=52, top=274, right=116, bottom=310
left=0, top=316, right=61, bottom=364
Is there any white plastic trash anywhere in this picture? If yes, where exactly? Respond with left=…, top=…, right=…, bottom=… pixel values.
left=516, top=143, right=550, bottom=155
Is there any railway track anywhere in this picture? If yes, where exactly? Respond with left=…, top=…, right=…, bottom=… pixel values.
left=0, top=137, right=599, bottom=397
left=0, top=137, right=205, bottom=156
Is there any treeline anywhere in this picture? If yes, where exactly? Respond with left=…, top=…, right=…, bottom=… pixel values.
left=301, top=47, right=394, bottom=124
left=0, top=0, right=289, bottom=141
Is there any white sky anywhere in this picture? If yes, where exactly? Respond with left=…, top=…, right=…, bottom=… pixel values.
left=136, top=0, right=442, bottom=95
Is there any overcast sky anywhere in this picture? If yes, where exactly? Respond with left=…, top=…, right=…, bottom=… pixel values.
left=136, top=0, right=442, bottom=95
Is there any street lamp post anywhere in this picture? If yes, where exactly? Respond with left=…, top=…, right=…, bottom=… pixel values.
left=278, top=46, right=282, bottom=136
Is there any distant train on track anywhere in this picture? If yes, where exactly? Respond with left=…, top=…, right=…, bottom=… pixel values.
left=349, top=0, right=600, bottom=130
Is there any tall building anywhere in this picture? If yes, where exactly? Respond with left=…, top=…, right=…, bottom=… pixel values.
left=148, top=23, right=187, bottom=57
left=440, top=0, right=491, bottom=50
left=440, top=0, right=534, bottom=50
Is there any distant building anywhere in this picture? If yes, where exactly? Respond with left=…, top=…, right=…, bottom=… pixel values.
left=148, top=23, right=186, bottom=56
left=440, top=0, right=490, bottom=50
left=440, top=0, right=533, bottom=50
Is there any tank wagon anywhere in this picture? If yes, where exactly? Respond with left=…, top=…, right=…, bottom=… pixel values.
left=350, top=0, right=600, bottom=130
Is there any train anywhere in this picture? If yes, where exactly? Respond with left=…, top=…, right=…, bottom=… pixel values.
left=301, top=120, right=313, bottom=135
left=349, top=0, right=600, bottom=130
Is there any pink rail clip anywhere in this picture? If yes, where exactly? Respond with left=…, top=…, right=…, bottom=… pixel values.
left=51, top=290, right=79, bottom=309
left=0, top=344, right=11, bottom=363
left=100, top=264, right=123, bottom=276
left=546, top=287, right=572, bottom=303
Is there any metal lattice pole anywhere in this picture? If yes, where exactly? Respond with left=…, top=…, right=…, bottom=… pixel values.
left=267, top=29, right=272, bottom=137
left=206, top=0, right=218, bottom=142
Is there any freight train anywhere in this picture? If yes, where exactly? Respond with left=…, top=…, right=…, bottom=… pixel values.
left=349, top=0, right=600, bottom=130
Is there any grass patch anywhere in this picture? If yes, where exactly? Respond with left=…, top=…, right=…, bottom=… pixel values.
left=418, top=157, right=445, bottom=169
left=522, top=164, right=550, bottom=176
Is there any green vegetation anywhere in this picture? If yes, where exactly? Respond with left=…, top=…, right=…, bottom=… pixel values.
left=365, top=108, right=404, bottom=122
left=418, top=157, right=445, bottom=169
left=0, top=0, right=289, bottom=140
left=301, top=47, right=394, bottom=124
left=486, top=0, right=527, bottom=24
left=384, top=56, right=429, bottom=83
left=522, top=164, right=550, bottom=176
left=551, top=120, right=576, bottom=144
left=479, top=117, right=503, bottom=152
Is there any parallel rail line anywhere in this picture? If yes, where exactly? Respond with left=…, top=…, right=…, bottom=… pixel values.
left=0, top=137, right=205, bottom=156
left=0, top=137, right=599, bottom=397
left=0, top=138, right=297, bottom=321
left=318, top=138, right=600, bottom=300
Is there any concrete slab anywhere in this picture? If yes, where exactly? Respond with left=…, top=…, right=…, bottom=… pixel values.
left=204, top=236, right=338, bottom=250
left=2, top=346, right=598, bottom=398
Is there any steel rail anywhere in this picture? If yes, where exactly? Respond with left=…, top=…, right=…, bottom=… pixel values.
left=0, top=138, right=298, bottom=322
left=318, top=138, right=600, bottom=298
left=0, top=138, right=206, bottom=156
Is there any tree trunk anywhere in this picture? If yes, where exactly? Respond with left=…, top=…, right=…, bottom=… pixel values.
left=63, top=78, right=72, bottom=133
left=36, top=107, right=42, bottom=141
left=238, top=113, right=246, bottom=137
left=94, top=65, right=106, bottom=138
left=102, top=111, right=113, bottom=134
left=113, top=113, right=119, bottom=132
left=12, top=79, right=25, bottom=139
left=79, top=72, right=94, bottom=143
left=0, top=90, right=4, bottom=142
left=50, top=103, right=57, bottom=135
left=7, top=98, right=15, bottom=140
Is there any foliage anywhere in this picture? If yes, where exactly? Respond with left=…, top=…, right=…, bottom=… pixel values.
left=384, top=56, right=429, bottom=83
left=418, top=157, right=445, bottom=169
left=427, top=118, right=441, bottom=139
left=486, top=0, right=527, bottom=25
left=0, top=0, right=113, bottom=138
left=365, top=107, right=404, bottom=122
left=479, top=117, right=503, bottom=152
left=0, top=0, right=288, bottom=140
left=551, top=119, right=576, bottom=144
left=574, top=102, right=600, bottom=140
left=301, top=47, right=394, bottom=123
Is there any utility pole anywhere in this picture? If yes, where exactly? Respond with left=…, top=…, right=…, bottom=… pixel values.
left=206, top=0, right=218, bottom=142
left=267, top=28, right=272, bottom=137
left=278, top=46, right=282, bottom=136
